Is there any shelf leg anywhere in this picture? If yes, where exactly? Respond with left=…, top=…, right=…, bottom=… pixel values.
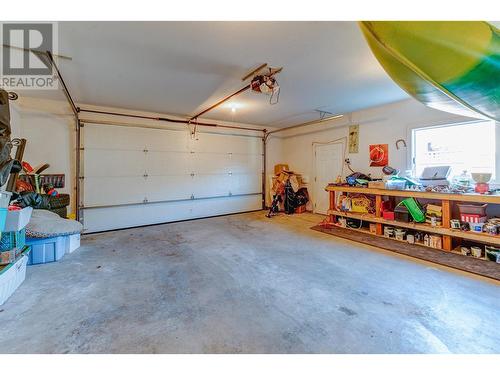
left=329, top=191, right=337, bottom=224
left=442, top=200, right=451, bottom=228
left=375, top=194, right=383, bottom=234
left=442, top=199, right=452, bottom=251
left=443, top=236, right=452, bottom=251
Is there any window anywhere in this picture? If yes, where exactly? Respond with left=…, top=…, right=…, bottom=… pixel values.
left=412, top=120, right=497, bottom=181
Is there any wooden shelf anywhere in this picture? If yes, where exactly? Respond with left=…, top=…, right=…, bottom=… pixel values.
left=338, top=222, right=443, bottom=251
left=328, top=209, right=500, bottom=246
left=325, top=185, right=500, bottom=204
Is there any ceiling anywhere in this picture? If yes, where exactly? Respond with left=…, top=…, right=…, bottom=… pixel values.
left=22, top=22, right=409, bottom=127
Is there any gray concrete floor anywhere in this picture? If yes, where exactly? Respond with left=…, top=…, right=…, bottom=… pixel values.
left=1, top=211, right=499, bottom=354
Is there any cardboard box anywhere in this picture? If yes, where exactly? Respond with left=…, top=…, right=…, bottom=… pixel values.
left=368, top=181, right=385, bottom=189
left=274, top=164, right=289, bottom=175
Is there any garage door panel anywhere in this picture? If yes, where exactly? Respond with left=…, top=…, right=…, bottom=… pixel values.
left=192, top=194, right=262, bottom=218
left=191, top=133, right=228, bottom=153
left=192, top=152, right=231, bottom=174
left=83, top=195, right=262, bottom=233
left=146, top=175, right=193, bottom=201
left=85, top=149, right=145, bottom=177
left=192, top=133, right=261, bottom=154
left=84, top=176, right=146, bottom=206
left=231, top=173, right=262, bottom=195
left=228, top=154, right=262, bottom=174
left=146, top=151, right=192, bottom=175
left=85, top=125, right=148, bottom=150
left=83, top=200, right=194, bottom=232
left=147, top=129, right=190, bottom=152
left=192, top=174, right=231, bottom=198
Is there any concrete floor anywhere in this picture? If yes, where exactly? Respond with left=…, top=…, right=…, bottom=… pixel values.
left=0, top=211, right=499, bottom=354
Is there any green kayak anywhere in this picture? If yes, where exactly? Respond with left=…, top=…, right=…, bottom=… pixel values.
left=359, top=21, right=500, bottom=122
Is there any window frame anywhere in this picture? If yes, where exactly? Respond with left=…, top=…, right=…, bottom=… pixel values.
left=408, top=119, right=500, bottom=186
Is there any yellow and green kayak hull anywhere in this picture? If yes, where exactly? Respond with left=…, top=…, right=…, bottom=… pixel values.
left=359, top=21, right=500, bottom=121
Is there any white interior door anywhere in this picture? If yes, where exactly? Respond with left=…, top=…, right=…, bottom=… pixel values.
left=314, top=142, right=343, bottom=214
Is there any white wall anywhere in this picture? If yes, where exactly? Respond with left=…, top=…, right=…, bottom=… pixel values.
left=13, top=98, right=76, bottom=212
left=270, top=98, right=478, bottom=212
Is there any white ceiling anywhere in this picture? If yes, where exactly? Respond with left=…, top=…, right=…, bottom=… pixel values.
left=26, top=22, right=409, bottom=127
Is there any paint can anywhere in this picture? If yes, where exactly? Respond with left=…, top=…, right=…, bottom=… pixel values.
left=415, top=232, right=424, bottom=243
left=407, top=234, right=415, bottom=244
left=384, top=226, right=395, bottom=238
left=394, top=228, right=406, bottom=241
left=484, top=224, right=498, bottom=235
left=423, top=234, right=430, bottom=247
left=471, top=246, right=483, bottom=258
left=450, top=219, right=461, bottom=229
left=429, top=235, right=442, bottom=249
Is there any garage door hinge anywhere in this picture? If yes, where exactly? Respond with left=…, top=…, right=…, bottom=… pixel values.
left=190, top=172, right=195, bottom=177
left=190, top=194, right=195, bottom=200
left=143, top=198, right=148, bottom=204
left=79, top=176, right=85, bottom=180
left=143, top=148, right=149, bottom=153
left=143, top=173, right=149, bottom=178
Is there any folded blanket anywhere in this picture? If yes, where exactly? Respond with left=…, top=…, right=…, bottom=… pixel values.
left=26, top=209, right=83, bottom=238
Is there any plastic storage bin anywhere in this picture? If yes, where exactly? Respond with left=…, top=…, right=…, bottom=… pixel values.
left=26, top=236, right=66, bottom=265
left=394, top=205, right=411, bottom=222
left=385, top=179, right=407, bottom=190
left=0, top=247, right=30, bottom=306
left=3, top=207, right=33, bottom=232
left=65, top=233, right=80, bottom=254
left=0, top=191, right=12, bottom=231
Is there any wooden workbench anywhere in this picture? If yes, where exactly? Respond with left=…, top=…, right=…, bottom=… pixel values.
left=324, top=185, right=500, bottom=251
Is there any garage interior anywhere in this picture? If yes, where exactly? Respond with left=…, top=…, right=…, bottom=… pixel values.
left=0, top=21, right=499, bottom=354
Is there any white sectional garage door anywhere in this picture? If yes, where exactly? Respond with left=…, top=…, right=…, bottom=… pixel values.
left=81, top=124, right=263, bottom=232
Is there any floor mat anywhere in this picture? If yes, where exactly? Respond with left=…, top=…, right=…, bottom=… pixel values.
left=311, top=224, right=500, bottom=281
